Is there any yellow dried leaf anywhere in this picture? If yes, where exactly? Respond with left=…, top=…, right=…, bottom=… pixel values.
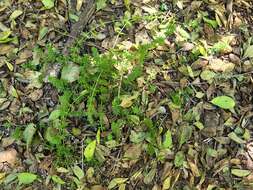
left=208, top=58, right=235, bottom=72
left=120, top=92, right=139, bottom=108
left=76, top=0, right=84, bottom=11
left=120, top=97, right=133, bottom=108
left=188, top=161, right=200, bottom=177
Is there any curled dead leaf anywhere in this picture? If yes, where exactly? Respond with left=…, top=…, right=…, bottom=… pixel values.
left=181, top=42, right=194, bottom=51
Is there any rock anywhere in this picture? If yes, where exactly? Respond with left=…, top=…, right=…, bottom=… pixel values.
left=229, top=53, right=240, bottom=64
left=0, top=149, right=17, bottom=169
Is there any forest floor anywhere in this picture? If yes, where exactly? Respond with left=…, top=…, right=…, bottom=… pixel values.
left=1, top=0, right=253, bottom=189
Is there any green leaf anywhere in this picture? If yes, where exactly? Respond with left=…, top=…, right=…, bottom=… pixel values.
left=96, top=129, right=101, bottom=145
left=211, top=41, right=231, bottom=54
left=4, top=173, right=17, bottom=185
left=84, top=140, right=96, bottom=161
left=200, top=70, right=216, bottom=81
left=49, top=109, right=61, bottom=120
left=96, top=0, right=107, bottom=10
left=72, top=165, right=84, bottom=180
left=23, top=124, right=36, bottom=149
left=124, top=0, right=131, bottom=10
left=61, top=63, right=80, bottom=83
left=130, top=130, right=146, bottom=143
left=10, top=10, right=23, bottom=20
left=179, top=125, right=192, bottom=148
left=143, top=168, right=156, bottom=184
left=194, top=121, right=204, bottom=130
left=174, top=151, right=185, bottom=167
left=0, top=30, right=12, bottom=41
left=177, top=26, right=190, bottom=40
left=38, top=27, right=48, bottom=41
left=206, top=148, right=218, bottom=157
left=228, top=132, right=246, bottom=144
left=41, top=0, right=55, bottom=9
left=18, top=173, right=37, bottom=185
left=52, top=175, right=65, bottom=184
left=187, top=65, right=194, bottom=78
left=69, top=13, right=79, bottom=22
left=45, top=127, right=61, bottom=145
left=203, top=17, right=218, bottom=28
left=211, top=96, right=235, bottom=109
left=244, top=45, right=253, bottom=58
left=231, top=169, right=251, bottom=177
left=108, top=178, right=128, bottom=189
left=163, top=130, right=173, bottom=149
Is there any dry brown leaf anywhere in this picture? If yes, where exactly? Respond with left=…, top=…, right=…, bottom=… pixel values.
left=28, top=89, right=43, bottom=101
left=91, top=185, right=106, bottom=190
left=0, top=44, right=14, bottom=55
left=135, top=30, right=151, bottom=45
left=76, top=0, right=84, bottom=11
left=188, top=160, right=200, bottom=177
left=15, top=49, right=33, bottom=65
left=123, top=144, right=142, bottom=160
left=152, top=184, right=161, bottom=190
left=39, top=155, right=53, bottom=171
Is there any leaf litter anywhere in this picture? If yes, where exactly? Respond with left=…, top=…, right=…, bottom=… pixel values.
left=0, top=0, right=253, bottom=189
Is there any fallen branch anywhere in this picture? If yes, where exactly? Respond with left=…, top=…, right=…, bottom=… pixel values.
left=63, top=0, right=95, bottom=55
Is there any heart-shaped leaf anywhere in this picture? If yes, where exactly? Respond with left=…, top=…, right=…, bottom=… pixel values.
left=84, top=140, right=96, bottom=161
left=18, top=173, right=37, bottom=185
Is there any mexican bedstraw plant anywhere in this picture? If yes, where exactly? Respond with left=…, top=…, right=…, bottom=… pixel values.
left=40, top=19, right=176, bottom=164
